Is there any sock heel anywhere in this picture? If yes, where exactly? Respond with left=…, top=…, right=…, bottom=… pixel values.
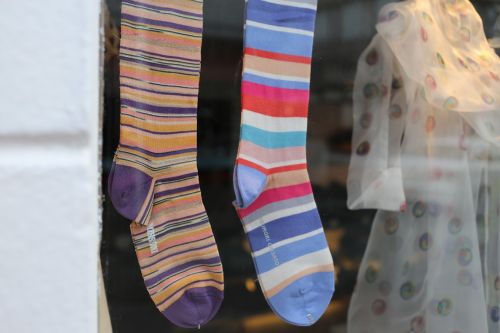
left=108, top=161, right=155, bottom=224
left=233, top=164, right=268, bottom=208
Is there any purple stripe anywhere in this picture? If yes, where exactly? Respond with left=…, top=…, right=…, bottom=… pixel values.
left=120, top=55, right=200, bottom=73
left=121, top=84, right=197, bottom=97
left=119, top=144, right=197, bottom=157
left=122, top=13, right=202, bottom=33
left=121, top=124, right=195, bottom=136
left=155, top=184, right=200, bottom=198
left=123, top=0, right=203, bottom=18
left=156, top=218, right=209, bottom=239
left=157, top=171, right=198, bottom=183
left=145, top=257, right=222, bottom=287
left=122, top=99, right=197, bottom=114
left=120, top=46, right=199, bottom=63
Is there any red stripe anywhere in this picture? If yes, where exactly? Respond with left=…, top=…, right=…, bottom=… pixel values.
left=244, top=47, right=311, bottom=64
left=268, top=163, right=307, bottom=174
left=236, top=159, right=307, bottom=175
left=242, top=94, right=308, bottom=117
left=238, top=182, right=313, bottom=218
left=237, top=158, right=269, bottom=175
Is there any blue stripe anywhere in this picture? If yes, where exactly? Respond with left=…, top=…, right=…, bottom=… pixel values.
left=247, top=0, right=316, bottom=31
left=247, top=209, right=321, bottom=252
left=243, top=72, right=310, bottom=90
left=241, top=125, right=306, bottom=148
left=254, top=232, right=328, bottom=273
left=245, top=25, right=313, bottom=57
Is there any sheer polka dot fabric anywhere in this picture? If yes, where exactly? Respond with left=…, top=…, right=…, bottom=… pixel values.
left=347, top=1, right=500, bottom=332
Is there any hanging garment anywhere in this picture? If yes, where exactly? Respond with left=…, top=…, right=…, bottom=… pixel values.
left=108, top=0, right=224, bottom=328
left=347, top=0, right=500, bottom=332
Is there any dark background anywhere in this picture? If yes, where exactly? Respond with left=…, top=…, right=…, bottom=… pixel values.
left=101, top=1, right=500, bottom=332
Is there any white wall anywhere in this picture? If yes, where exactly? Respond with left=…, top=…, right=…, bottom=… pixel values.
left=0, top=1, right=101, bottom=332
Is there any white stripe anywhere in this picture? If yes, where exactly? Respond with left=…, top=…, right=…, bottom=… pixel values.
left=259, top=248, right=333, bottom=291
left=242, top=109, right=307, bottom=132
left=246, top=20, right=314, bottom=37
left=244, top=201, right=317, bottom=232
left=238, top=153, right=306, bottom=170
left=244, top=68, right=310, bottom=83
left=253, top=228, right=324, bottom=257
left=263, top=0, right=317, bottom=10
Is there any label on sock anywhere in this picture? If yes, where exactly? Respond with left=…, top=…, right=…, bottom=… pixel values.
left=233, top=0, right=334, bottom=327
left=147, top=224, right=159, bottom=255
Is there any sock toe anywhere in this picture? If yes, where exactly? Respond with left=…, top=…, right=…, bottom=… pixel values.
left=161, top=287, right=224, bottom=328
left=266, top=271, right=335, bottom=326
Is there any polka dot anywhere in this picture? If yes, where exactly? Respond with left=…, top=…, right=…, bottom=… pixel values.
left=419, top=233, right=432, bottom=251
left=365, top=265, right=379, bottom=283
left=466, top=57, right=480, bottom=71
left=392, top=78, right=403, bottom=90
left=480, top=74, right=492, bottom=86
left=384, top=215, right=399, bottom=235
left=378, top=281, right=392, bottom=296
left=356, top=141, right=370, bottom=156
left=436, top=53, right=446, bottom=68
left=363, top=83, right=379, bottom=98
left=482, top=93, right=495, bottom=105
left=431, top=168, right=443, bottom=179
left=448, top=217, right=462, bottom=234
left=366, top=49, right=379, bottom=66
left=420, top=27, right=428, bottom=41
left=437, top=298, right=452, bottom=316
left=400, top=281, right=415, bottom=300
left=489, top=71, right=499, bottom=82
left=422, top=12, right=434, bottom=24
left=371, top=299, right=387, bottom=316
left=389, top=104, right=403, bottom=119
left=428, top=202, right=441, bottom=217
left=425, top=115, right=436, bottom=133
left=444, top=96, right=459, bottom=110
left=410, top=316, right=425, bottom=332
left=460, top=27, right=471, bottom=41
left=387, top=10, right=399, bottom=20
left=413, top=201, right=427, bottom=218
left=458, top=247, right=472, bottom=266
left=457, top=269, right=473, bottom=286
left=491, top=306, right=500, bottom=322
left=458, top=57, right=468, bottom=69
left=360, top=113, right=373, bottom=129
left=425, top=74, right=437, bottom=90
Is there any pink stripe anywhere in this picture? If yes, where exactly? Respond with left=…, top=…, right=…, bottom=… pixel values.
left=242, top=82, right=309, bottom=102
left=239, top=141, right=306, bottom=165
left=238, top=182, right=312, bottom=218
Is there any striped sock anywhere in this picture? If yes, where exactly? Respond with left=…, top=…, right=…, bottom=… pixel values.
left=233, top=0, right=335, bottom=326
left=108, top=0, right=224, bottom=328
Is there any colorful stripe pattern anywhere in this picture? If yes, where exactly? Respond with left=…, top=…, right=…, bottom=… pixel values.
left=233, top=0, right=335, bottom=326
left=108, top=0, right=223, bottom=328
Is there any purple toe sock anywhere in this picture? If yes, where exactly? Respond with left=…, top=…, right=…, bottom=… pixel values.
left=161, top=287, right=224, bottom=328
